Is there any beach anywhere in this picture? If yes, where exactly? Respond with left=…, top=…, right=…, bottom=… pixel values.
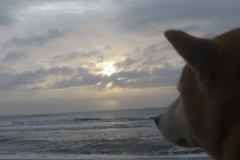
left=139, top=158, right=214, bottom=160
left=0, top=158, right=213, bottom=160
left=138, top=158, right=214, bottom=160
left=139, top=158, right=212, bottom=160
left=0, top=159, right=214, bottom=160
left=0, top=157, right=213, bottom=159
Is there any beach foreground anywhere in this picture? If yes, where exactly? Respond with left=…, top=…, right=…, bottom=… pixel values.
left=0, top=158, right=214, bottom=160
left=138, top=158, right=212, bottom=160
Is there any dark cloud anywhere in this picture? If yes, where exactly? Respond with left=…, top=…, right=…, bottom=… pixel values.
left=203, top=32, right=218, bottom=39
left=142, top=44, right=161, bottom=55
left=0, top=1, right=19, bottom=26
left=104, top=46, right=112, bottom=50
left=179, top=24, right=200, bottom=32
left=0, top=9, right=16, bottom=26
left=140, top=44, right=170, bottom=66
left=51, top=73, right=102, bottom=89
left=0, top=66, right=75, bottom=92
left=143, top=55, right=168, bottom=66
left=51, top=52, right=79, bottom=62
left=110, top=66, right=180, bottom=88
left=114, top=57, right=137, bottom=69
left=0, top=1, right=68, bottom=26
left=2, top=51, right=27, bottom=63
left=47, top=66, right=75, bottom=75
left=109, top=0, right=240, bottom=34
left=142, top=56, right=164, bottom=66
left=5, top=28, right=67, bottom=47
left=51, top=50, right=100, bottom=62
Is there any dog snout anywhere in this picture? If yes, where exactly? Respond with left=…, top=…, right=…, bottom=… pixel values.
left=154, top=116, right=160, bottom=125
left=155, top=114, right=164, bottom=125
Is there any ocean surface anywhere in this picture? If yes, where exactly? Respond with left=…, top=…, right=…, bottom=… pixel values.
left=0, top=107, right=209, bottom=159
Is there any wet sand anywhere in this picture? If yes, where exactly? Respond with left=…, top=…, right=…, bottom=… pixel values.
left=137, top=158, right=213, bottom=160
left=0, top=157, right=213, bottom=159
left=0, top=158, right=213, bottom=160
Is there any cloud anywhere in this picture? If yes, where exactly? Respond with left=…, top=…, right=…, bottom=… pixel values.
left=114, top=57, right=137, bottom=69
left=140, top=44, right=170, bottom=66
left=51, top=50, right=100, bottom=62
left=0, top=9, right=16, bottom=26
left=52, top=73, right=103, bottom=89
left=0, top=61, right=177, bottom=92
left=0, top=66, right=75, bottom=93
left=5, top=28, right=68, bottom=47
left=47, top=66, right=75, bottom=75
left=104, top=46, right=112, bottom=50
left=0, top=1, right=19, bottom=26
left=203, top=33, right=218, bottom=39
left=2, top=51, right=27, bottom=63
left=111, top=64, right=181, bottom=88
left=179, top=24, right=200, bottom=32
left=107, top=0, right=240, bottom=35
left=50, top=63, right=181, bottom=90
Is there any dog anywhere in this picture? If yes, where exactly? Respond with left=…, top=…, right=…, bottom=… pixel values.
left=155, top=28, right=240, bottom=160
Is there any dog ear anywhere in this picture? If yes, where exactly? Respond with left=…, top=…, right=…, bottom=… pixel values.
left=164, top=30, right=225, bottom=89
left=164, top=30, right=224, bottom=72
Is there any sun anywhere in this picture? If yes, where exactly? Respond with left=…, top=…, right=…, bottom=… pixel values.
left=101, top=62, right=115, bottom=76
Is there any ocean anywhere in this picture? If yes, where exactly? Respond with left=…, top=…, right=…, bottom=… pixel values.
left=0, top=107, right=209, bottom=159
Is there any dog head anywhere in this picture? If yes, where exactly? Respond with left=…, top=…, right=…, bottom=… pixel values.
left=155, top=28, right=240, bottom=159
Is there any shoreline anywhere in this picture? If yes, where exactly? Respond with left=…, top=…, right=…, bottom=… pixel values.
left=0, top=158, right=213, bottom=160
left=0, top=157, right=213, bottom=160
left=136, top=158, right=212, bottom=160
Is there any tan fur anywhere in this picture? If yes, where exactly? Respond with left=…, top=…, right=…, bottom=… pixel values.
left=156, top=28, right=240, bottom=160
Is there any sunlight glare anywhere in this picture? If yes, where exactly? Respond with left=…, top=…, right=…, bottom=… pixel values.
left=101, top=62, right=115, bottom=76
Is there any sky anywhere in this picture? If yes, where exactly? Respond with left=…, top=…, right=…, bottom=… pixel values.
left=0, top=0, right=239, bottom=115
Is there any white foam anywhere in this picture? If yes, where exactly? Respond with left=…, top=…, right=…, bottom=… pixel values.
left=0, top=152, right=210, bottom=159
left=0, top=146, right=210, bottom=160
left=163, top=146, right=210, bottom=158
left=1, top=120, right=155, bottom=133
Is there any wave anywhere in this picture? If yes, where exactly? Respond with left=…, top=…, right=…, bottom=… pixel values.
left=31, top=142, right=205, bottom=157
left=0, top=152, right=209, bottom=160
left=0, top=135, right=209, bottom=160
left=74, top=117, right=155, bottom=122
left=0, top=119, right=156, bottom=132
left=0, top=134, right=207, bottom=158
left=0, top=116, right=157, bottom=128
left=74, top=118, right=102, bottom=121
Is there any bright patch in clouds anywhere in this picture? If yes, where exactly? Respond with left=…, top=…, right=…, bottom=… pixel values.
left=101, top=62, right=115, bottom=76
left=26, top=1, right=107, bottom=15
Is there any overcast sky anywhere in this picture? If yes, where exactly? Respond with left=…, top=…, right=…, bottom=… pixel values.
left=0, top=0, right=239, bottom=115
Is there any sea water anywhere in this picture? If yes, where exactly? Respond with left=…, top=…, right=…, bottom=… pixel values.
left=0, top=107, right=209, bottom=159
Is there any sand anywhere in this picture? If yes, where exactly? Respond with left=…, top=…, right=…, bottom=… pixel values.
left=137, top=158, right=213, bottom=160
left=0, top=157, right=213, bottom=160
left=0, top=158, right=213, bottom=160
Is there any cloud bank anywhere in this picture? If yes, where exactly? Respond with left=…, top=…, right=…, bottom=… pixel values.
left=0, top=0, right=239, bottom=115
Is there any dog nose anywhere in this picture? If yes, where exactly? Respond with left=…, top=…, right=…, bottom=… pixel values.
left=154, top=116, right=159, bottom=125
